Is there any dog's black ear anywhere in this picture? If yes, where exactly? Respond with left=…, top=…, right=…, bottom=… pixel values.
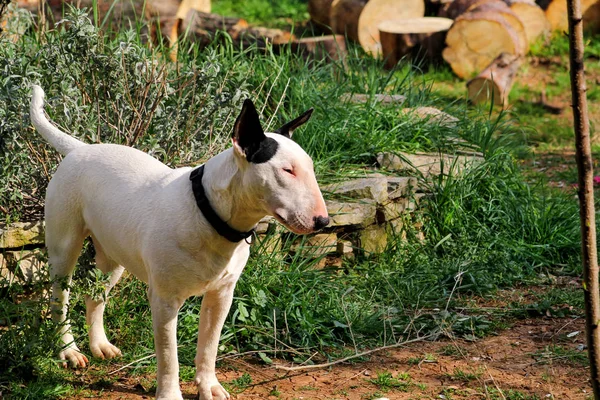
left=233, top=99, right=266, bottom=153
left=274, top=108, right=314, bottom=139
left=232, top=99, right=279, bottom=163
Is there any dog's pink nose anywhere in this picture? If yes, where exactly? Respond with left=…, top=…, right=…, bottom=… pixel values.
left=313, top=215, right=330, bottom=230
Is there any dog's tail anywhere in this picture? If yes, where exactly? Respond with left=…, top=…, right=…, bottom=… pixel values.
left=30, top=85, right=86, bottom=156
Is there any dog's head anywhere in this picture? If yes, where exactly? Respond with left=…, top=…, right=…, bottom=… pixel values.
left=231, top=99, right=329, bottom=234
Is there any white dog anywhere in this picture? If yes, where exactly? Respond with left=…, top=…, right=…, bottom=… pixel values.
left=30, top=85, right=329, bottom=400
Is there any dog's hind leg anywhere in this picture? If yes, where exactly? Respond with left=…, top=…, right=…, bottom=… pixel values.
left=47, top=222, right=88, bottom=368
left=86, top=242, right=124, bottom=360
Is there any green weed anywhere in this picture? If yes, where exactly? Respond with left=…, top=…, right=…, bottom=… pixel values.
left=368, top=371, right=412, bottom=392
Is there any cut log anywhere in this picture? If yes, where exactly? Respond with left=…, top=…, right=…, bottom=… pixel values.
left=308, top=0, right=335, bottom=29
left=443, top=10, right=523, bottom=78
left=329, top=0, right=369, bottom=42
left=176, top=0, right=211, bottom=18
left=178, top=10, right=295, bottom=48
left=467, top=52, right=522, bottom=106
left=468, top=2, right=528, bottom=52
left=146, top=0, right=180, bottom=46
left=358, top=0, right=426, bottom=56
left=289, top=35, right=347, bottom=62
left=503, top=0, right=550, bottom=43
left=438, top=0, right=497, bottom=18
left=540, top=0, right=597, bottom=31
left=378, top=17, right=453, bottom=68
left=584, top=1, right=600, bottom=33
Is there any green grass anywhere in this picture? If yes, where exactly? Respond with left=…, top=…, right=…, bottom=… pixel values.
left=0, top=3, right=591, bottom=399
left=533, top=345, right=589, bottom=367
left=212, top=0, right=309, bottom=28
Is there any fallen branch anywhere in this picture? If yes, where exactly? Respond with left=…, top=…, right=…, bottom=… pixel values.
left=273, top=334, right=435, bottom=371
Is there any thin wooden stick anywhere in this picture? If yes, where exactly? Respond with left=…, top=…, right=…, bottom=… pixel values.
left=567, top=0, right=600, bottom=396
left=273, top=334, right=435, bottom=371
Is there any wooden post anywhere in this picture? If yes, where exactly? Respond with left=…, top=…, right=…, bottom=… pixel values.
left=567, top=0, right=600, bottom=396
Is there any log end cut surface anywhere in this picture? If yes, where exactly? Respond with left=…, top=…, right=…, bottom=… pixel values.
left=443, top=13, right=521, bottom=78
left=377, top=17, right=453, bottom=34
left=358, top=0, right=426, bottom=56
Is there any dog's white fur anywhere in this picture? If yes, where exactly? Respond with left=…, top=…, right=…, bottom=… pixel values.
left=30, top=85, right=328, bottom=400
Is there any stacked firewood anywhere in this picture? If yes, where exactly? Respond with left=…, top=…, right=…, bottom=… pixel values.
left=13, top=0, right=600, bottom=106
left=309, top=0, right=600, bottom=106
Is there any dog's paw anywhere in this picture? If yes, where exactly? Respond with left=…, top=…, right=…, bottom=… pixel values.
left=195, top=374, right=230, bottom=400
left=90, top=341, right=122, bottom=360
left=60, top=347, right=89, bottom=368
left=156, top=391, right=183, bottom=400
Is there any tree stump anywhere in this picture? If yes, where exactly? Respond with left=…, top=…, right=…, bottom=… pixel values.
left=378, top=17, right=453, bottom=68
left=308, top=0, right=335, bottom=30
left=442, top=7, right=523, bottom=78
left=503, top=0, right=550, bottom=43
left=467, top=52, right=521, bottom=106
left=329, top=0, right=369, bottom=42
left=358, top=0, right=426, bottom=56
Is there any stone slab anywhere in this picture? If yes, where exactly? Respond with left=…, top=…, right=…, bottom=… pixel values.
left=323, top=177, right=388, bottom=204
left=291, top=233, right=338, bottom=258
left=326, top=200, right=377, bottom=227
left=401, top=107, right=459, bottom=128
left=359, top=225, right=388, bottom=254
left=377, top=152, right=483, bottom=177
left=0, top=220, right=45, bottom=248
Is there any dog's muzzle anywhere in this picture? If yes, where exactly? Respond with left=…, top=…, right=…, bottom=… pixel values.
left=313, top=215, right=330, bottom=230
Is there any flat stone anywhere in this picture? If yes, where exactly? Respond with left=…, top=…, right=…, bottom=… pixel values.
left=382, top=198, right=411, bottom=221
left=401, top=107, right=459, bottom=128
left=386, top=177, right=418, bottom=199
left=0, top=220, right=45, bottom=248
left=0, top=254, right=17, bottom=285
left=359, top=225, right=387, bottom=254
left=291, top=233, right=338, bottom=258
left=326, top=200, right=377, bottom=227
left=2, top=249, right=45, bottom=282
left=336, top=240, right=354, bottom=259
left=323, top=177, right=388, bottom=204
left=377, top=152, right=483, bottom=177
left=256, top=216, right=277, bottom=234
left=341, top=93, right=406, bottom=105
left=254, top=233, right=282, bottom=255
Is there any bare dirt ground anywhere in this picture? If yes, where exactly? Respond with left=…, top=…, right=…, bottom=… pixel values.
left=72, top=317, right=591, bottom=400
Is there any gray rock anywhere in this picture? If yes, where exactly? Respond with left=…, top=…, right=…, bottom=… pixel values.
left=359, top=225, right=387, bottom=254
left=323, top=177, right=388, bottom=204
left=336, top=240, right=354, bottom=259
left=386, top=176, right=418, bottom=199
left=291, top=233, right=338, bottom=258
left=0, top=220, right=45, bottom=249
left=1, top=249, right=46, bottom=283
left=256, top=216, right=277, bottom=234
left=401, top=107, right=459, bottom=128
left=377, top=152, right=483, bottom=177
left=382, top=198, right=411, bottom=221
left=340, top=93, right=406, bottom=105
left=326, top=200, right=377, bottom=227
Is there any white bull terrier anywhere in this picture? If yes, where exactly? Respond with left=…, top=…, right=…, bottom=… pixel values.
left=30, top=85, right=329, bottom=400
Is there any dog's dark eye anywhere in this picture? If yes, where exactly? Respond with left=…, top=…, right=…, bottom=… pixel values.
left=283, top=168, right=295, bottom=176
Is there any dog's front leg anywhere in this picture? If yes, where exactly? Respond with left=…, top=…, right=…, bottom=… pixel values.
left=149, top=287, right=185, bottom=400
left=195, top=285, right=235, bottom=400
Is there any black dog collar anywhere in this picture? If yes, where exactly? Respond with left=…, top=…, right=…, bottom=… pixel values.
left=190, top=165, right=254, bottom=243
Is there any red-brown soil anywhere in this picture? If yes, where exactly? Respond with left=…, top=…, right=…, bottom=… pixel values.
left=71, top=317, right=591, bottom=400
